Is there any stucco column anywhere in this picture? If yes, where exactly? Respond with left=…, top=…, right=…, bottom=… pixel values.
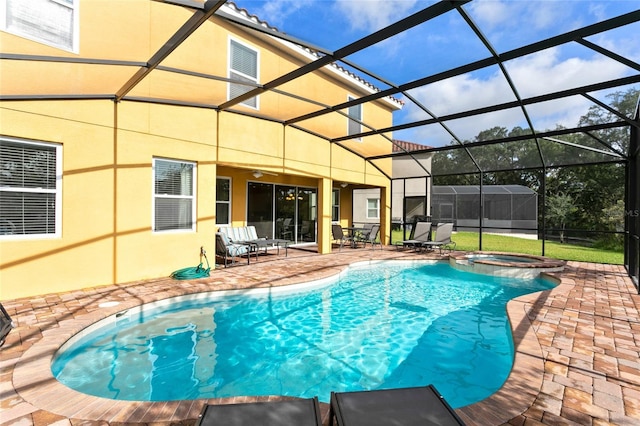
left=380, top=184, right=390, bottom=246
left=317, top=177, right=333, bottom=254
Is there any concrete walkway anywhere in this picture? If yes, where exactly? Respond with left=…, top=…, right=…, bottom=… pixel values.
left=1, top=247, right=639, bottom=425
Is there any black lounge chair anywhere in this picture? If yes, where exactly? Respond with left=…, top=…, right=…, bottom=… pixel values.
left=329, top=385, right=465, bottom=426
left=196, top=397, right=322, bottom=426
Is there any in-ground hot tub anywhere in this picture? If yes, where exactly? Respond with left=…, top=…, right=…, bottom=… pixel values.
left=450, top=251, right=566, bottom=278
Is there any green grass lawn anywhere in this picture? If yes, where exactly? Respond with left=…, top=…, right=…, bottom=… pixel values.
left=391, top=230, right=624, bottom=264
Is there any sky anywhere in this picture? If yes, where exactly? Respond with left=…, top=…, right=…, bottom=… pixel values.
left=232, top=0, right=640, bottom=147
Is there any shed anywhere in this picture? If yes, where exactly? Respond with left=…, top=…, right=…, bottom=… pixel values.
left=431, top=185, right=538, bottom=235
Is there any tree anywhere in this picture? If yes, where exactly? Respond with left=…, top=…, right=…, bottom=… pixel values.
left=546, top=193, right=577, bottom=243
left=432, top=126, right=542, bottom=189
left=578, top=88, right=638, bottom=154
left=429, top=88, right=638, bottom=242
left=598, top=199, right=625, bottom=250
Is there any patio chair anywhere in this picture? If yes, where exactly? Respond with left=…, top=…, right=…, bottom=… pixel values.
left=358, top=224, right=382, bottom=249
left=196, top=397, right=323, bottom=426
left=281, top=218, right=293, bottom=240
left=328, top=385, right=465, bottom=426
left=359, top=223, right=374, bottom=236
left=215, top=232, right=253, bottom=267
left=332, top=224, right=355, bottom=251
left=300, top=220, right=314, bottom=241
left=420, top=222, right=456, bottom=254
left=395, top=221, right=432, bottom=251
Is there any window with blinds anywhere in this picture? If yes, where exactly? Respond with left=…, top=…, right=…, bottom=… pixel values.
left=153, top=158, right=196, bottom=232
left=229, top=38, right=259, bottom=108
left=347, top=96, right=362, bottom=141
left=2, top=0, right=77, bottom=52
left=0, top=138, right=62, bottom=238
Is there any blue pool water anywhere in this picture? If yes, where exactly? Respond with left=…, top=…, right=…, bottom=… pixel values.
left=51, top=262, right=555, bottom=408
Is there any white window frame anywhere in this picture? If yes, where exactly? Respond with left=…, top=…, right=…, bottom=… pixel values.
left=367, top=198, right=380, bottom=220
left=0, top=0, right=80, bottom=53
left=215, top=176, right=231, bottom=226
left=347, top=95, right=362, bottom=141
left=332, top=188, right=340, bottom=222
left=228, top=36, right=260, bottom=109
left=152, top=158, right=196, bottom=233
left=0, top=137, right=62, bottom=240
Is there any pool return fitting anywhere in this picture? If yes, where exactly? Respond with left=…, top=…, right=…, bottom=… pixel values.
left=170, top=246, right=211, bottom=280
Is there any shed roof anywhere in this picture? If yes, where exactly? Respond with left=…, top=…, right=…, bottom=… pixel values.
left=433, top=185, right=537, bottom=195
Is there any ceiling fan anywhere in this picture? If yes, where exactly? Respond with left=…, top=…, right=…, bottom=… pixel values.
left=248, top=169, right=278, bottom=179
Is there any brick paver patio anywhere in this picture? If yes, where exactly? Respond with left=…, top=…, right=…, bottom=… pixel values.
left=1, top=247, right=639, bottom=425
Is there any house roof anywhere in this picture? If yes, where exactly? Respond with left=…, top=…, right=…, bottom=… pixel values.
left=393, top=140, right=432, bottom=153
left=223, top=2, right=404, bottom=110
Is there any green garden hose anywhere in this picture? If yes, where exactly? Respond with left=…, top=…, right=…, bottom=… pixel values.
left=170, top=247, right=211, bottom=280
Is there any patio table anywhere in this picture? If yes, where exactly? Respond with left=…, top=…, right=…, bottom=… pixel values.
left=344, top=227, right=366, bottom=248
left=246, top=238, right=290, bottom=258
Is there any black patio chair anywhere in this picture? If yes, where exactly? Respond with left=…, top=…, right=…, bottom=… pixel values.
left=357, top=224, right=382, bottom=249
left=332, top=224, right=355, bottom=251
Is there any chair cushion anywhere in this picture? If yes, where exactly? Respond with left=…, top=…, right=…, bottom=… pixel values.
left=236, top=227, right=249, bottom=242
left=246, top=226, right=259, bottom=240
left=218, top=227, right=233, bottom=240
left=216, top=231, right=248, bottom=256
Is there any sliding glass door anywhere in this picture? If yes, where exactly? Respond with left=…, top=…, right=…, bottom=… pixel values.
left=247, top=182, right=274, bottom=238
left=275, top=186, right=296, bottom=240
left=248, top=182, right=316, bottom=244
left=297, top=187, right=316, bottom=242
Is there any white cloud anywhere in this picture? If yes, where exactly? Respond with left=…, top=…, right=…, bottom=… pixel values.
left=468, top=0, right=575, bottom=32
left=466, top=0, right=513, bottom=30
left=505, top=48, right=630, bottom=98
left=247, top=0, right=316, bottom=27
left=333, top=0, right=421, bottom=32
left=399, top=47, right=632, bottom=146
left=406, top=70, right=516, bottom=118
left=465, top=0, right=585, bottom=49
left=589, top=20, right=640, bottom=65
left=587, top=2, right=608, bottom=21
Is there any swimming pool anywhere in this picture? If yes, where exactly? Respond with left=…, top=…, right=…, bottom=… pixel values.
left=51, top=261, right=556, bottom=408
